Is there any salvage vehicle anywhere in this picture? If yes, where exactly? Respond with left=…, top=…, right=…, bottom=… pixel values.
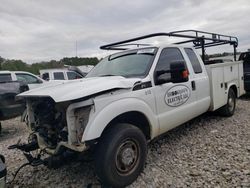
left=14, top=30, right=244, bottom=187
left=0, top=71, right=45, bottom=90
left=239, top=51, right=250, bottom=91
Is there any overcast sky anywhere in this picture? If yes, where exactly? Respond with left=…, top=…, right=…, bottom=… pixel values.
left=0, top=0, right=249, bottom=63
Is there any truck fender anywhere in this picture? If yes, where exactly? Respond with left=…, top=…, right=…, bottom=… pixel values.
left=227, top=83, right=238, bottom=97
left=82, top=98, right=158, bottom=141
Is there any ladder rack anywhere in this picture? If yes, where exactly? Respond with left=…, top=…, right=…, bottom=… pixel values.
left=100, top=30, right=238, bottom=61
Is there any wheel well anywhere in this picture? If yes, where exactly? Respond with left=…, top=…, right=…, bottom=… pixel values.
left=102, top=111, right=151, bottom=140
left=230, top=85, right=237, bottom=97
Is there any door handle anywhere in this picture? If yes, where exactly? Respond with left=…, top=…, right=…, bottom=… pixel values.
left=191, top=81, right=196, bottom=91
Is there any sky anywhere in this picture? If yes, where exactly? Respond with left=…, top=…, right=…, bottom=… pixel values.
left=0, top=0, right=249, bottom=63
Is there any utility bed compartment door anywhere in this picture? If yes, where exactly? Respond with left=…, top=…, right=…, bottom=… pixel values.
left=224, top=64, right=238, bottom=82
left=206, top=61, right=245, bottom=111
left=207, top=66, right=226, bottom=110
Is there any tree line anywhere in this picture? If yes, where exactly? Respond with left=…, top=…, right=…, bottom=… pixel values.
left=0, top=56, right=99, bottom=75
left=0, top=52, right=242, bottom=75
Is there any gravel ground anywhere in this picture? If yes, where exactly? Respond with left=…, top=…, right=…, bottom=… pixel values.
left=0, top=96, right=250, bottom=188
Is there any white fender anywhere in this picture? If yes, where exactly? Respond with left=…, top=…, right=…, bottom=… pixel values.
left=227, top=83, right=238, bottom=97
left=82, top=98, right=159, bottom=141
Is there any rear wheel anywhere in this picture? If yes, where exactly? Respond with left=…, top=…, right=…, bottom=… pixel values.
left=218, top=88, right=236, bottom=117
left=94, top=123, right=147, bottom=187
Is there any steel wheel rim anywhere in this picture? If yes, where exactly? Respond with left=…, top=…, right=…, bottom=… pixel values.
left=115, top=139, right=139, bottom=176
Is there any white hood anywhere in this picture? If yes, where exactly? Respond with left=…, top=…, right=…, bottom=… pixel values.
left=18, top=76, right=140, bottom=102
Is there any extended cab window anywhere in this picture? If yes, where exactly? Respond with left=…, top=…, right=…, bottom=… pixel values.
left=16, top=73, right=40, bottom=84
left=67, top=71, right=83, bottom=80
left=0, top=74, right=12, bottom=82
left=53, top=72, right=65, bottom=80
left=155, top=47, right=186, bottom=78
left=184, top=48, right=202, bottom=74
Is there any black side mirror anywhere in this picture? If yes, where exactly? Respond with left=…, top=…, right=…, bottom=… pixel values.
left=155, top=61, right=189, bottom=85
left=170, top=61, right=189, bottom=83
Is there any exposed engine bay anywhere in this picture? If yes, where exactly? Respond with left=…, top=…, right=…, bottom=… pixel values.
left=24, top=97, right=92, bottom=152
left=31, top=98, right=68, bottom=149
left=8, top=97, right=92, bottom=170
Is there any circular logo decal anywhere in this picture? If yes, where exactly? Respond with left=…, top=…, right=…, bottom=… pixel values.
left=165, top=85, right=190, bottom=107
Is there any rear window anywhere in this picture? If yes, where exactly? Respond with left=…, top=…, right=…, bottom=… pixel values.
left=0, top=74, right=12, bottom=82
left=53, top=72, right=65, bottom=80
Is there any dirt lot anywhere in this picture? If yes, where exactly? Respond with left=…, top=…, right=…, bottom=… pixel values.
left=0, top=96, right=250, bottom=188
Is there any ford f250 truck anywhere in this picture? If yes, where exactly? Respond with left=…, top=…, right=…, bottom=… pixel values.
left=14, top=30, right=244, bottom=187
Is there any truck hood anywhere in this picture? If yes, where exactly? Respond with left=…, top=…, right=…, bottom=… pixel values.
left=18, top=76, right=141, bottom=102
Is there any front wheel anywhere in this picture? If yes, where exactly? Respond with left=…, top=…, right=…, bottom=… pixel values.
left=218, top=88, right=236, bottom=117
left=94, top=123, right=147, bottom=187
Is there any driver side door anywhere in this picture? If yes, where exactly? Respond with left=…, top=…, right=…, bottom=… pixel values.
left=152, top=47, right=198, bottom=134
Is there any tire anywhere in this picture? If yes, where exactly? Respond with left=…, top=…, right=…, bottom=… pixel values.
left=94, top=123, right=147, bottom=188
left=218, top=88, right=236, bottom=117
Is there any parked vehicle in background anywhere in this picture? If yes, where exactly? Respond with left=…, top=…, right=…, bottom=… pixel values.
left=0, top=71, right=45, bottom=133
left=0, top=81, right=28, bottom=133
left=15, top=30, right=244, bottom=187
left=40, top=68, right=85, bottom=81
left=0, top=71, right=45, bottom=90
left=239, top=51, right=250, bottom=91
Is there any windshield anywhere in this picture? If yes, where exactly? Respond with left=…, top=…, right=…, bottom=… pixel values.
left=86, top=48, right=157, bottom=78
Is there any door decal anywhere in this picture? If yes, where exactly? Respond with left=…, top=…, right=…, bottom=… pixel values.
left=165, top=85, right=190, bottom=107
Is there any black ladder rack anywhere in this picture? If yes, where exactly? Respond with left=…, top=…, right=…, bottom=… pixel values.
left=100, top=30, right=238, bottom=61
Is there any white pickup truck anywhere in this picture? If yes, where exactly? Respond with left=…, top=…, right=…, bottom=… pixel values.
left=16, top=30, right=244, bottom=187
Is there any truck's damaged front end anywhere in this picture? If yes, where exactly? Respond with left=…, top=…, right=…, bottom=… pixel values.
left=10, top=95, right=94, bottom=168
left=26, top=97, right=93, bottom=154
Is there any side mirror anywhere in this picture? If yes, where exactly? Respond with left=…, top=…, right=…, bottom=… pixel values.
left=155, top=61, right=189, bottom=85
left=170, top=61, right=189, bottom=83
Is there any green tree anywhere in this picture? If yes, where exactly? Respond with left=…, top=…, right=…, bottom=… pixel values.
left=0, top=56, right=4, bottom=70
left=0, top=56, right=99, bottom=74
